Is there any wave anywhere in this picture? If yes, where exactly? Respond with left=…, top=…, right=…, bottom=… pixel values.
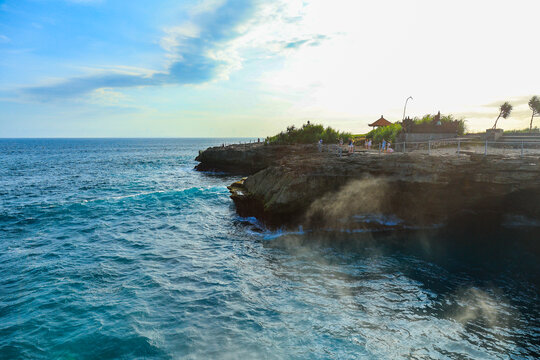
left=0, top=186, right=231, bottom=226
left=80, top=186, right=229, bottom=204
left=352, top=214, right=403, bottom=227
left=236, top=212, right=447, bottom=240
left=235, top=216, right=307, bottom=240
left=503, top=214, right=540, bottom=228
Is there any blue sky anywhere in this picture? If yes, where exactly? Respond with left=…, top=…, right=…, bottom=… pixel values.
left=1, top=0, right=539, bottom=137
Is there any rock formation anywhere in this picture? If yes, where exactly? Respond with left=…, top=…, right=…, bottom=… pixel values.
left=195, top=143, right=311, bottom=174
left=198, top=145, right=540, bottom=231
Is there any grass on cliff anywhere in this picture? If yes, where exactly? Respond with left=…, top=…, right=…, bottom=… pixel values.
left=504, top=127, right=540, bottom=134
left=266, top=123, right=352, bottom=145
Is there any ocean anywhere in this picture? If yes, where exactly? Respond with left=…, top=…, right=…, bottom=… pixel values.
left=0, top=138, right=538, bottom=359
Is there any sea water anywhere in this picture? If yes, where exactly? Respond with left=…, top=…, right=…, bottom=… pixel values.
left=0, top=138, right=538, bottom=359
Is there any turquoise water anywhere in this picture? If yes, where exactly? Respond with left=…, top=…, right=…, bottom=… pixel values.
left=1, top=138, right=538, bottom=359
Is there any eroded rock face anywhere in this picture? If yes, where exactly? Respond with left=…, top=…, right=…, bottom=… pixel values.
left=195, top=143, right=314, bottom=174
left=225, top=151, right=540, bottom=230
left=196, top=143, right=540, bottom=230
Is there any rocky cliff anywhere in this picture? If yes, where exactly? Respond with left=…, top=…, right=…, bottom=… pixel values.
left=197, top=145, right=540, bottom=230
left=195, top=143, right=313, bottom=174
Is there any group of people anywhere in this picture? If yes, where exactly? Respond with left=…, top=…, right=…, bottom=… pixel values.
left=320, top=137, right=394, bottom=156
left=364, top=139, right=372, bottom=149
left=380, top=139, right=394, bottom=153
left=334, top=138, right=355, bottom=157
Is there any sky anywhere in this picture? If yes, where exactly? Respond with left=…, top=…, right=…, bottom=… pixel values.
left=0, top=0, right=539, bottom=137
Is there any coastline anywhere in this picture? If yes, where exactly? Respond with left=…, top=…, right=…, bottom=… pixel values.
left=196, top=143, right=540, bottom=232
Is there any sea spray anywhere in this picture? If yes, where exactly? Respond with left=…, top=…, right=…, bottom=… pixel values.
left=304, top=178, right=391, bottom=230
left=1, top=139, right=538, bottom=359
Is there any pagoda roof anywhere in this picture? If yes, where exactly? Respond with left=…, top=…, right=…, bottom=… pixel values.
left=368, top=116, right=392, bottom=127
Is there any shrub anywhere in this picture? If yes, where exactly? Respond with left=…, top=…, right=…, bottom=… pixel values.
left=412, top=114, right=466, bottom=135
left=365, top=113, right=465, bottom=144
left=365, top=123, right=402, bottom=144
left=266, top=123, right=352, bottom=145
left=504, top=127, right=540, bottom=134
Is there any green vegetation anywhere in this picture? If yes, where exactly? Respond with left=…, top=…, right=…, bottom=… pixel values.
left=364, top=113, right=466, bottom=144
left=493, top=102, right=513, bottom=129
left=365, top=123, right=402, bottom=144
left=411, top=114, right=466, bottom=135
left=504, top=127, right=540, bottom=134
left=528, top=96, right=540, bottom=130
left=266, top=123, right=352, bottom=145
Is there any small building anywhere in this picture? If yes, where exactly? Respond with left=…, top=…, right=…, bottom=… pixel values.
left=368, top=115, right=392, bottom=128
left=399, top=111, right=460, bottom=143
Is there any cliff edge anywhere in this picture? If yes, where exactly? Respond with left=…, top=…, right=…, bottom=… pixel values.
left=197, top=145, right=540, bottom=230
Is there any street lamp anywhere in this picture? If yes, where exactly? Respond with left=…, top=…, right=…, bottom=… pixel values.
left=402, top=96, right=413, bottom=120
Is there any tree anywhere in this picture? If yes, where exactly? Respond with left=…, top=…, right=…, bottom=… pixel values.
left=529, top=96, right=540, bottom=131
left=492, top=102, right=512, bottom=129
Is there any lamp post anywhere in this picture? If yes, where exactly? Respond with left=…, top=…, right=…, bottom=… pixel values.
left=402, top=96, right=413, bottom=120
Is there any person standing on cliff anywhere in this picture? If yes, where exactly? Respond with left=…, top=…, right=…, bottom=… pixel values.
left=338, top=138, right=343, bottom=157
left=382, top=139, right=387, bottom=153
left=318, top=139, right=323, bottom=152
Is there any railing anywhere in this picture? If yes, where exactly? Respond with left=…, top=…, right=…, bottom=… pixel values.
left=380, top=138, right=540, bottom=157
left=322, top=139, right=540, bottom=157
left=213, top=140, right=540, bottom=157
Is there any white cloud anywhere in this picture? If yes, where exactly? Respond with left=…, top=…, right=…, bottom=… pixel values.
left=23, top=0, right=326, bottom=101
left=247, top=0, right=540, bottom=133
left=75, top=64, right=158, bottom=77
left=16, top=0, right=540, bottom=134
left=189, top=0, right=227, bottom=16
left=0, top=35, right=10, bottom=43
left=159, top=23, right=201, bottom=54
left=155, top=0, right=314, bottom=84
left=65, top=0, right=104, bottom=4
left=88, top=88, right=127, bottom=106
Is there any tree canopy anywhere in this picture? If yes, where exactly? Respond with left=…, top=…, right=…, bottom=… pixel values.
left=493, top=102, right=512, bottom=129
left=529, top=96, right=540, bottom=130
left=365, top=113, right=465, bottom=143
left=365, top=123, right=402, bottom=144
left=265, top=122, right=352, bottom=145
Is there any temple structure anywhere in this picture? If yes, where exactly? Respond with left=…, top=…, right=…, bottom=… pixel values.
left=368, top=115, right=392, bottom=128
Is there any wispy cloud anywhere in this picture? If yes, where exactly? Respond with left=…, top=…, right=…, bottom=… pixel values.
left=456, top=95, right=539, bottom=125
left=283, top=34, right=329, bottom=49
left=23, top=0, right=260, bottom=100
left=0, top=35, right=10, bottom=43
left=24, top=73, right=157, bottom=98
left=482, top=95, right=537, bottom=109
left=22, top=0, right=323, bottom=101
left=65, top=0, right=104, bottom=4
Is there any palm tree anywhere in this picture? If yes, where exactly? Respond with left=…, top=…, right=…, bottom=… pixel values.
left=529, top=96, right=540, bottom=131
left=492, top=102, right=512, bottom=129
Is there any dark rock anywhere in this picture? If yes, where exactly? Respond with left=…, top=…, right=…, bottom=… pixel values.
left=195, top=142, right=540, bottom=230
left=195, top=143, right=315, bottom=175
left=226, top=150, right=540, bottom=230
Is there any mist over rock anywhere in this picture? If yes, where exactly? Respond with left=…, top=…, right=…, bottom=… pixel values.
left=197, top=145, right=540, bottom=231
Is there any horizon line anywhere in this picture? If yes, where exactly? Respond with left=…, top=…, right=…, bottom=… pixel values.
left=0, top=136, right=264, bottom=139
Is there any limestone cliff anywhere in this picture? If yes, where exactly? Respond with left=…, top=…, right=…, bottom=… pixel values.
left=195, top=143, right=312, bottom=174
left=197, top=145, right=540, bottom=230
